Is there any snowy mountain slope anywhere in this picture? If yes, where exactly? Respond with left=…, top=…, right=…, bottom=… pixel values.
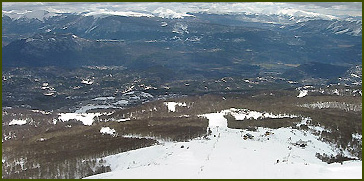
left=2, top=10, right=61, bottom=21
left=285, top=19, right=362, bottom=36
left=85, top=110, right=362, bottom=179
left=3, top=5, right=361, bottom=69
left=2, top=3, right=362, bottom=179
left=3, top=15, right=361, bottom=69
left=2, top=10, right=361, bottom=42
left=2, top=2, right=361, bottom=22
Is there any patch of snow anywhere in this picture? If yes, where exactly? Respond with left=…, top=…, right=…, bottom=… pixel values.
left=351, top=73, right=360, bottom=78
left=43, top=91, right=56, bottom=96
left=335, top=28, right=350, bottom=34
left=31, top=109, right=52, bottom=114
left=309, top=125, right=331, bottom=133
left=85, top=10, right=153, bottom=18
left=297, top=90, right=308, bottom=98
left=25, top=38, right=35, bottom=43
left=203, top=112, right=228, bottom=128
left=288, top=80, right=298, bottom=84
left=100, top=127, right=116, bottom=136
left=93, top=96, right=115, bottom=101
left=164, top=102, right=187, bottom=112
left=172, top=23, right=189, bottom=34
left=333, top=89, right=340, bottom=95
left=14, top=158, right=26, bottom=171
left=113, top=100, right=129, bottom=106
left=352, top=133, right=362, bottom=140
left=303, top=85, right=313, bottom=89
left=130, top=96, right=140, bottom=100
left=351, top=27, right=362, bottom=36
left=296, top=117, right=332, bottom=133
left=9, top=119, right=27, bottom=126
left=75, top=104, right=113, bottom=113
left=145, top=40, right=158, bottom=43
left=153, top=7, right=194, bottom=19
left=299, top=102, right=361, bottom=112
left=57, top=113, right=101, bottom=126
left=186, top=36, right=201, bottom=42
left=296, top=117, right=311, bottom=127
left=221, top=108, right=298, bottom=120
left=161, top=22, right=168, bottom=27
left=86, top=25, right=98, bottom=33
left=123, top=91, right=135, bottom=95
left=81, top=79, right=93, bottom=85
left=179, top=115, right=190, bottom=118
left=121, top=134, right=170, bottom=142
left=115, top=118, right=131, bottom=122
left=3, top=131, right=16, bottom=141
left=140, top=92, right=153, bottom=98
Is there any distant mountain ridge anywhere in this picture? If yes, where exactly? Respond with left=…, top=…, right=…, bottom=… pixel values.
left=2, top=11, right=361, bottom=44
left=2, top=12, right=362, bottom=81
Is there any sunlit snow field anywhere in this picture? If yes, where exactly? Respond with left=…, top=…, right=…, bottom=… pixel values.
left=85, top=108, right=362, bottom=179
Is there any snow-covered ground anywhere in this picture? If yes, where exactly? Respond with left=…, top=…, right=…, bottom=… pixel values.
left=55, top=111, right=118, bottom=126
left=56, top=113, right=102, bottom=126
left=85, top=110, right=362, bottom=179
left=100, top=127, right=116, bottom=136
left=297, top=90, right=308, bottom=98
left=164, top=102, right=187, bottom=112
left=8, top=119, right=27, bottom=126
left=222, top=108, right=298, bottom=120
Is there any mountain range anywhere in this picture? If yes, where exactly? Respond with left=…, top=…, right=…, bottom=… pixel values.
left=2, top=7, right=362, bottom=179
left=2, top=10, right=362, bottom=80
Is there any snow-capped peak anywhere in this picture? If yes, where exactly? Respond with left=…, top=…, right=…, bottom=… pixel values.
left=83, top=9, right=154, bottom=18
left=277, top=8, right=338, bottom=21
left=2, top=10, right=60, bottom=21
left=152, top=7, right=194, bottom=19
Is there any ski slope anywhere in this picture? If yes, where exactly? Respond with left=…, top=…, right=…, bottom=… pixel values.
left=85, top=111, right=362, bottom=179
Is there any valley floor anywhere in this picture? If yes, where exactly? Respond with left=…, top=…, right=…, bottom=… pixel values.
left=85, top=111, right=362, bottom=179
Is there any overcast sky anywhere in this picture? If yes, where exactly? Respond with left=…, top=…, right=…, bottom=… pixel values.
left=2, top=2, right=362, bottom=18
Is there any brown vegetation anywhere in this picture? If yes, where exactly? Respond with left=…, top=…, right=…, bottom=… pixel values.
left=2, top=89, right=362, bottom=178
